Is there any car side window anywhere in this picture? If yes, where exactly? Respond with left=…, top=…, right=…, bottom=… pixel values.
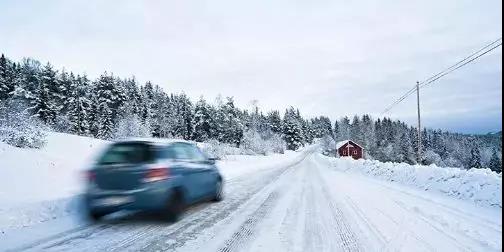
left=165, top=143, right=192, bottom=160
left=171, top=143, right=205, bottom=162
left=186, top=145, right=207, bottom=162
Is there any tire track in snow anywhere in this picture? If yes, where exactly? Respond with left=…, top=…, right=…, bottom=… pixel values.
left=303, top=156, right=361, bottom=252
left=318, top=174, right=361, bottom=251
left=344, top=196, right=388, bottom=248
left=277, top=171, right=306, bottom=251
left=218, top=191, right=280, bottom=252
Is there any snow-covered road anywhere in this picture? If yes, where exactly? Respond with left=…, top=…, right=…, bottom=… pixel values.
left=4, top=150, right=502, bottom=252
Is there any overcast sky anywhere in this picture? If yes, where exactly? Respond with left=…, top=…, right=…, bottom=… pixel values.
left=0, top=0, right=502, bottom=134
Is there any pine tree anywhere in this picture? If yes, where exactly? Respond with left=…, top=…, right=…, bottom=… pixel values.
left=361, top=114, right=375, bottom=152
left=218, top=97, right=243, bottom=146
left=488, top=148, right=502, bottom=173
left=170, top=93, right=194, bottom=140
left=350, top=115, right=362, bottom=143
left=57, top=70, right=73, bottom=114
left=333, top=120, right=340, bottom=141
left=96, top=103, right=114, bottom=139
left=469, top=146, right=482, bottom=169
left=283, top=107, right=304, bottom=150
left=266, top=110, right=282, bottom=134
left=339, top=116, right=351, bottom=140
left=68, top=75, right=91, bottom=135
left=32, top=63, right=59, bottom=125
left=0, top=54, right=16, bottom=101
left=97, top=73, right=126, bottom=113
left=191, top=97, right=215, bottom=142
left=399, top=131, right=416, bottom=164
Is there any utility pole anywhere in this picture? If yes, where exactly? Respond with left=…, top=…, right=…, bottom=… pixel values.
left=416, top=81, right=422, bottom=164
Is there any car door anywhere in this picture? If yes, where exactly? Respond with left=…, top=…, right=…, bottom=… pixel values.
left=167, top=143, right=205, bottom=203
left=184, top=144, right=218, bottom=198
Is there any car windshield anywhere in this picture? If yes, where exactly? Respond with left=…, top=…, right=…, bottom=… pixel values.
left=97, top=142, right=155, bottom=165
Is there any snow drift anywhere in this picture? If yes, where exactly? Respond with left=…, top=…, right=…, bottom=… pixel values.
left=324, top=155, right=502, bottom=208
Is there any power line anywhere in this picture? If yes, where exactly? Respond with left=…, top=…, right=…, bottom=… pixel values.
left=380, top=38, right=502, bottom=116
left=420, top=41, right=502, bottom=88
left=420, top=38, right=502, bottom=85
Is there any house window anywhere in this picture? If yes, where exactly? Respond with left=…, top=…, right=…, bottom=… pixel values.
left=343, top=151, right=347, bottom=155
left=353, top=150, right=358, bottom=155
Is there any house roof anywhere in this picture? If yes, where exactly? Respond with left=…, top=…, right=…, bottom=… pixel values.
left=336, top=140, right=364, bottom=150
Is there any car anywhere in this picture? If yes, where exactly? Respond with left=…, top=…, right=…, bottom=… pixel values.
left=83, top=139, right=223, bottom=222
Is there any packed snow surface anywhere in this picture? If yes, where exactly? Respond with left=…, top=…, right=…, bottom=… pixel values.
left=0, top=133, right=501, bottom=251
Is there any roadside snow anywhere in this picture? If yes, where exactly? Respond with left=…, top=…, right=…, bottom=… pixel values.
left=323, top=156, right=502, bottom=208
left=0, top=132, right=108, bottom=234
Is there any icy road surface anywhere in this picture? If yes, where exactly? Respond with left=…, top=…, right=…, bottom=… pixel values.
left=5, top=152, right=502, bottom=252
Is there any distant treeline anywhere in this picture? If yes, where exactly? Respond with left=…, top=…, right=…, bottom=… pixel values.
left=0, top=54, right=501, bottom=171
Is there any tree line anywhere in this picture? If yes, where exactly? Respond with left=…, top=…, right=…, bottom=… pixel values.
left=0, top=54, right=501, bottom=172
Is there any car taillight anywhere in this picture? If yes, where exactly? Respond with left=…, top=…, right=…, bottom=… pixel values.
left=143, top=167, right=170, bottom=183
left=85, top=171, right=96, bottom=183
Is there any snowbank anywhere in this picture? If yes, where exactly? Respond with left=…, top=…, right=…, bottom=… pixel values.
left=0, top=132, right=109, bottom=233
left=324, top=155, right=502, bottom=208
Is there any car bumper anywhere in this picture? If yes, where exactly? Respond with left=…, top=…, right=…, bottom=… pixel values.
left=85, top=182, right=173, bottom=212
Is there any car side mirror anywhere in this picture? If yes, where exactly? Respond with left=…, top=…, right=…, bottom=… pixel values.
left=207, top=157, right=217, bottom=164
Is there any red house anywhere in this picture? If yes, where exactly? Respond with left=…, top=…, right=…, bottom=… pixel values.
left=336, top=140, right=364, bottom=159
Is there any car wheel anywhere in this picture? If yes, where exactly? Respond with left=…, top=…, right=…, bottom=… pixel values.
left=87, top=209, right=109, bottom=222
left=164, top=191, right=184, bottom=222
left=212, top=180, right=224, bottom=202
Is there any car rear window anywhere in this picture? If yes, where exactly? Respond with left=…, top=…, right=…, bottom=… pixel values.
left=97, top=142, right=156, bottom=165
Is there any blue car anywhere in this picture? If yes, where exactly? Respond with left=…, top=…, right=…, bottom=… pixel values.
left=84, top=139, right=223, bottom=221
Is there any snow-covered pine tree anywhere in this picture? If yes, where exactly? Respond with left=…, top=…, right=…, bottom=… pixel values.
left=333, top=120, right=340, bottom=141
left=68, top=74, right=92, bottom=135
left=140, top=81, right=154, bottom=123
left=32, top=63, right=59, bottom=125
left=122, top=77, right=142, bottom=116
left=149, top=84, right=167, bottom=137
left=361, top=115, right=376, bottom=152
left=191, top=97, right=215, bottom=142
left=339, top=116, right=351, bottom=140
left=301, top=119, right=314, bottom=144
left=153, top=91, right=176, bottom=138
left=283, top=107, right=304, bottom=150
left=488, top=148, right=501, bottom=173
left=0, top=54, right=16, bottom=102
left=171, top=93, right=193, bottom=140
left=96, top=102, right=114, bottom=139
left=56, top=70, right=73, bottom=114
left=266, top=110, right=282, bottom=134
left=311, top=116, right=332, bottom=139
left=218, top=97, right=243, bottom=146
left=350, top=115, right=363, bottom=144
left=469, top=145, right=482, bottom=169
left=92, top=72, right=127, bottom=136
left=399, top=131, right=416, bottom=164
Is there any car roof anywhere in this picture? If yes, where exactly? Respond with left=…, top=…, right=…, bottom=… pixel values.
left=114, top=137, right=192, bottom=146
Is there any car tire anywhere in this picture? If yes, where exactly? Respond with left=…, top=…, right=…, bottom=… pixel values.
left=212, top=180, right=224, bottom=202
left=87, top=209, right=109, bottom=222
left=164, top=191, right=184, bottom=222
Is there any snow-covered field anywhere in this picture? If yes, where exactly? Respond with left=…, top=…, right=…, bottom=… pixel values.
left=0, top=133, right=501, bottom=251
